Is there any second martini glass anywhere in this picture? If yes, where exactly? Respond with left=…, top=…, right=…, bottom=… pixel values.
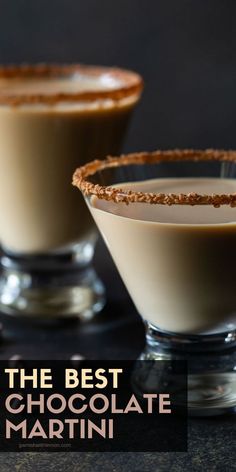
left=0, top=64, right=143, bottom=320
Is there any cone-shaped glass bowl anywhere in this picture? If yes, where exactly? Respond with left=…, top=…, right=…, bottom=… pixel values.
left=73, top=149, right=236, bottom=415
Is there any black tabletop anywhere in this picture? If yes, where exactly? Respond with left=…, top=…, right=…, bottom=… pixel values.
left=0, top=239, right=235, bottom=472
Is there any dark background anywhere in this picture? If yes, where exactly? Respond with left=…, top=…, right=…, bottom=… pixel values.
left=0, top=0, right=236, bottom=152
left=0, top=2, right=235, bottom=470
left=1, top=0, right=235, bottom=304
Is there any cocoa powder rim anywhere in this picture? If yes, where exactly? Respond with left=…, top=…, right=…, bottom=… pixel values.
left=0, top=63, right=143, bottom=106
left=72, top=149, right=236, bottom=207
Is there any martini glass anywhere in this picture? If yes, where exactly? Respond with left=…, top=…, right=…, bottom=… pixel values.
left=73, top=149, right=236, bottom=415
left=0, top=64, right=143, bottom=320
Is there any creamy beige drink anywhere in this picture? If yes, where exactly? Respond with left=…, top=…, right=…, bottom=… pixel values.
left=0, top=66, right=142, bottom=253
left=90, top=177, right=236, bottom=334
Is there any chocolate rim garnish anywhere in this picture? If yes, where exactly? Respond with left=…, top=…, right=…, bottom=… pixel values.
left=0, top=63, right=143, bottom=106
left=72, top=149, right=236, bottom=207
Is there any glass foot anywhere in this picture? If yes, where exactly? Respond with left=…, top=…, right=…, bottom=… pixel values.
left=139, top=322, right=236, bottom=416
left=0, top=251, right=105, bottom=321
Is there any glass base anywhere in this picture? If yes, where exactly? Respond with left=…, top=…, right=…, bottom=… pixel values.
left=0, top=246, right=105, bottom=322
left=139, top=322, right=236, bottom=416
